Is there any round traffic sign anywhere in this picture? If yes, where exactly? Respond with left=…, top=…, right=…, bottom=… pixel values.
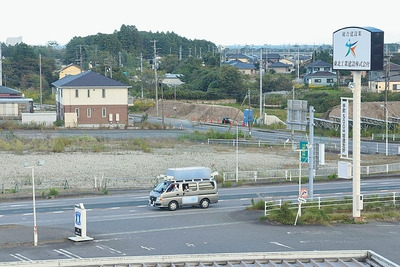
left=300, top=188, right=308, bottom=198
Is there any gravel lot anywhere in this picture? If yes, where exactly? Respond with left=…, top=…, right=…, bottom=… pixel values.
left=0, top=141, right=394, bottom=191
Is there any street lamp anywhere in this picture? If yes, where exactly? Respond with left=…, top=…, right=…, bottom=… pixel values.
left=24, top=159, right=45, bottom=246
left=380, top=104, right=388, bottom=156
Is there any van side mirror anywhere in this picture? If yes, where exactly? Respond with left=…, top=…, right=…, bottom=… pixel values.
left=211, top=171, right=218, bottom=177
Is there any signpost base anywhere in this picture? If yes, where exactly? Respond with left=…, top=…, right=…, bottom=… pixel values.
left=68, top=236, right=93, bottom=242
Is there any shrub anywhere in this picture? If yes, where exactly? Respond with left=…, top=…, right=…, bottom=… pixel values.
left=48, top=188, right=59, bottom=196
left=327, top=173, right=338, bottom=180
left=221, top=181, right=232, bottom=188
left=267, top=203, right=296, bottom=225
left=251, top=199, right=265, bottom=210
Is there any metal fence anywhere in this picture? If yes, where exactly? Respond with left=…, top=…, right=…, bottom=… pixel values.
left=263, top=191, right=400, bottom=216
left=223, top=162, right=400, bottom=183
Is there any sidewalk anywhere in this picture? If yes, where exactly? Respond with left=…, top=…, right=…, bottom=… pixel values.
left=0, top=224, right=71, bottom=247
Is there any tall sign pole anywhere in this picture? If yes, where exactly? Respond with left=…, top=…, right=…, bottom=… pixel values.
left=308, top=106, right=314, bottom=200
left=333, top=26, right=384, bottom=219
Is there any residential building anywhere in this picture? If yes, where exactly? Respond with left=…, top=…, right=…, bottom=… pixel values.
left=52, top=71, right=130, bottom=128
left=222, top=60, right=256, bottom=75
left=0, top=86, right=32, bottom=117
left=162, top=74, right=184, bottom=86
left=268, top=62, right=293, bottom=74
left=58, top=63, right=84, bottom=79
left=303, top=60, right=337, bottom=86
left=369, top=62, right=400, bottom=92
left=226, top=54, right=253, bottom=63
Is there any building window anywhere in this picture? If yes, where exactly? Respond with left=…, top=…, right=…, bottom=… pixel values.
left=102, top=108, right=106, bottom=117
left=327, top=79, right=333, bottom=83
left=87, top=90, right=90, bottom=98
left=87, top=108, right=91, bottom=118
left=75, top=108, right=79, bottom=118
left=61, top=89, right=63, bottom=98
left=314, top=79, right=321, bottom=83
left=75, top=89, right=79, bottom=98
left=102, top=89, right=106, bottom=98
left=393, top=84, right=400, bottom=90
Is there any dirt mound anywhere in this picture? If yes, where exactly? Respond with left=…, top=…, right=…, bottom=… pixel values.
left=329, top=101, right=400, bottom=120
left=145, top=100, right=245, bottom=122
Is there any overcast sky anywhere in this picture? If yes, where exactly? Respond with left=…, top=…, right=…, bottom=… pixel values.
left=2, top=0, right=399, bottom=47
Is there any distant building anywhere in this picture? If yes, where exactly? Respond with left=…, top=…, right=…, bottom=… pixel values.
left=6, top=36, right=23, bottom=46
left=58, top=63, right=84, bottom=79
left=0, top=86, right=33, bottom=117
left=52, top=71, right=130, bottom=128
left=268, top=62, right=294, bottom=74
left=222, top=60, right=256, bottom=75
left=162, top=74, right=184, bottom=86
left=369, top=62, right=400, bottom=92
left=303, top=60, right=337, bottom=86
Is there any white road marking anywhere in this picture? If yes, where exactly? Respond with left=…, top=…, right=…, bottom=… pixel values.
left=140, top=246, right=155, bottom=251
left=96, top=245, right=104, bottom=250
left=23, top=213, right=33, bottom=216
left=9, top=254, right=32, bottom=262
left=270, top=241, right=293, bottom=249
left=186, top=243, right=195, bottom=247
left=54, top=249, right=82, bottom=259
left=109, top=207, right=120, bottom=210
left=53, top=211, right=64, bottom=213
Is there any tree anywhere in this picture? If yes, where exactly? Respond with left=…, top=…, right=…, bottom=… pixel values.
left=159, top=54, right=179, bottom=73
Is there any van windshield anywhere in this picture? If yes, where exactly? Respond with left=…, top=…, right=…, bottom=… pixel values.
left=154, top=181, right=171, bottom=193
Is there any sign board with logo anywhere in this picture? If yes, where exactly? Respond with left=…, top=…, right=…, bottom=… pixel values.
left=68, top=203, right=93, bottom=242
left=333, top=26, right=384, bottom=71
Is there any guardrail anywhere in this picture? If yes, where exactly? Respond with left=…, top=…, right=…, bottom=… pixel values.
left=223, top=162, right=400, bottom=183
left=263, top=191, right=400, bottom=216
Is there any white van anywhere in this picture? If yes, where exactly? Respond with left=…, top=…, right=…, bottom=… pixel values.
left=149, top=167, right=218, bottom=211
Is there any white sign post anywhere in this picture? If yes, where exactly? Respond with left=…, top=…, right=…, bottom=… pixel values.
left=333, top=26, right=383, bottom=219
left=68, top=203, right=93, bottom=242
left=340, top=97, right=352, bottom=159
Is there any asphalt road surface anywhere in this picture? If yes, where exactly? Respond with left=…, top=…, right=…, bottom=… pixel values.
left=1, top=178, right=400, bottom=264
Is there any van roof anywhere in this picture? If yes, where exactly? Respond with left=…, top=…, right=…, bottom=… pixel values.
left=162, top=175, right=215, bottom=183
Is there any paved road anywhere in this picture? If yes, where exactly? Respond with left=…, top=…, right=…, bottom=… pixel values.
left=7, top=115, right=400, bottom=155
left=1, top=178, right=400, bottom=264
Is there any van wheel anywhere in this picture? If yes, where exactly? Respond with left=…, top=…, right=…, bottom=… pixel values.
left=168, top=201, right=178, bottom=211
left=200, top=199, right=210, bottom=209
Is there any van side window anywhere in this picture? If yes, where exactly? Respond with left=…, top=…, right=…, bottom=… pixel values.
left=188, top=182, right=197, bottom=191
left=199, top=181, right=215, bottom=190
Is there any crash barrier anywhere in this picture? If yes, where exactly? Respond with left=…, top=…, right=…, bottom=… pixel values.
left=2, top=162, right=400, bottom=194
left=223, top=162, right=400, bottom=183
left=263, top=191, right=400, bottom=217
left=207, top=138, right=277, bottom=147
left=0, top=251, right=397, bottom=267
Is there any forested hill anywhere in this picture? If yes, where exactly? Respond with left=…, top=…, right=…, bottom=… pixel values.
left=63, top=24, right=217, bottom=65
left=1, top=25, right=218, bottom=103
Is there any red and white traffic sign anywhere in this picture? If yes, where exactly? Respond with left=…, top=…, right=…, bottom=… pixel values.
left=300, top=188, right=308, bottom=198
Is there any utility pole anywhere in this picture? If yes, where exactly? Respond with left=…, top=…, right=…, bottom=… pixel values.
left=291, top=85, right=295, bottom=145
left=78, top=45, right=83, bottom=73
left=248, top=88, right=252, bottom=136
left=259, top=48, right=263, bottom=124
left=150, top=40, right=159, bottom=115
left=140, top=53, right=144, bottom=98
left=179, top=46, right=182, bottom=61
left=0, top=44, right=2, bottom=86
left=39, top=54, right=42, bottom=109
left=189, top=48, right=192, bottom=57
left=118, top=51, right=122, bottom=67
left=199, top=47, right=202, bottom=59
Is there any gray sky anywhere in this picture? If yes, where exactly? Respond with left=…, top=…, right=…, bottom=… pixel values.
left=2, top=0, right=399, bottom=46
